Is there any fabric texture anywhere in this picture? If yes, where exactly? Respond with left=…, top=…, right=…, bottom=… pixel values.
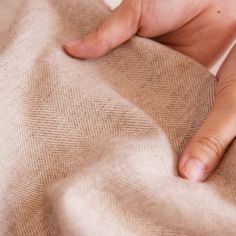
left=1, top=0, right=236, bottom=235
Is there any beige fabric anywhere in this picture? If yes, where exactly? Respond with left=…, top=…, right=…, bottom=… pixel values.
left=0, top=0, right=23, bottom=34
left=1, top=0, right=236, bottom=235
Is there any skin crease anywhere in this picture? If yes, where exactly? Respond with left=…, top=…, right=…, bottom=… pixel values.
left=64, top=0, right=236, bottom=182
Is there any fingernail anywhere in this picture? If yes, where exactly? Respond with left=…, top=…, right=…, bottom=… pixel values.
left=64, top=40, right=81, bottom=49
left=182, top=159, right=206, bottom=181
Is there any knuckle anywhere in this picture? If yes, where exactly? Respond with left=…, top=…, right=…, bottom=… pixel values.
left=216, top=79, right=236, bottom=99
left=195, top=135, right=224, bottom=159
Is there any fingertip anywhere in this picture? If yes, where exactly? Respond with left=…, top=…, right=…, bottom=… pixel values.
left=178, top=154, right=208, bottom=182
left=178, top=154, right=189, bottom=178
left=182, top=158, right=207, bottom=182
left=64, top=39, right=108, bottom=59
left=64, top=40, right=82, bottom=58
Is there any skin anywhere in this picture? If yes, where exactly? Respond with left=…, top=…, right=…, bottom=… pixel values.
left=64, top=0, right=236, bottom=182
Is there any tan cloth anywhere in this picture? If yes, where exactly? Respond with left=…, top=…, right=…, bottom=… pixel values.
left=1, top=0, right=236, bottom=235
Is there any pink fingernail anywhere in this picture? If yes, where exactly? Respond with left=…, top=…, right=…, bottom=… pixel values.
left=64, top=40, right=81, bottom=48
left=182, top=159, right=206, bottom=182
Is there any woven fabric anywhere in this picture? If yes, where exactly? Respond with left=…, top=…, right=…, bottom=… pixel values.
left=1, top=0, right=236, bottom=235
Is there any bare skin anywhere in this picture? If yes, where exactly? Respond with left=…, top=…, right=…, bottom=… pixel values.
left=64, top=0, right=236, bottom=182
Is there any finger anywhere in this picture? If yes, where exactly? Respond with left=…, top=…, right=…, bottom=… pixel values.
left=179, top=45, right=236, bottom=182
left=179, top=107, right=236, bottom=182
left=217, top=44, right=236, bottom=81
left=64, top=0, right=142, bottom=59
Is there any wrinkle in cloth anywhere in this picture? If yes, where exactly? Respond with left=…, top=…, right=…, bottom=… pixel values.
left=0, top=0, right=236, bottom=235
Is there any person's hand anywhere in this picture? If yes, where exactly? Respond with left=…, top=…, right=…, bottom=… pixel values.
left=179, top=45, right=236, bottom=181
left=64, top=0, right=236, bottom=182
left=64, top=0, right=236, bottom=67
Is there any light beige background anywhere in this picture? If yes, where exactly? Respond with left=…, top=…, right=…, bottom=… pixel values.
left=0, top=0, right=234, bottom=73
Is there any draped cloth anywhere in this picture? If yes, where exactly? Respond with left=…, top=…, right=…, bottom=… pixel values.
left=1, top=0, right=236, bottom=235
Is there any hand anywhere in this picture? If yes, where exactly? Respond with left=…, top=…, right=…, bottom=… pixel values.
left=179, top=45, right=236, bottom=181
left=64, top=0, right=236, bottom=181
left=64, top=0, right=236, bottom=67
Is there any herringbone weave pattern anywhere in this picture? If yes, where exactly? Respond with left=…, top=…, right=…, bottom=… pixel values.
left=1, top=0, right=236, bottom=235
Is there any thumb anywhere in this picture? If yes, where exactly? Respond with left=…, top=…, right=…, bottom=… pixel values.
left=179, top=45, right=236, bottom=182
left=64, top=0, right=142, bottom=59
